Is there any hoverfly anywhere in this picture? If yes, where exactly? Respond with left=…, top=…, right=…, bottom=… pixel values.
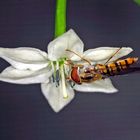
left=66, top=48, right=138, bottom=85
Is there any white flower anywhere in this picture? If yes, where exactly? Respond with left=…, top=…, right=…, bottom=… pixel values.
left=0, top=29, right=133, bottom=112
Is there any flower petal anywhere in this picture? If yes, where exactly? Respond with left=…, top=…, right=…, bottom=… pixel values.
left=83, top=47, right=133, bottom=64
left=0, top=47, right=48, bottom=70
left=74, top=78, right=118, bottom=93
left=0, top=66, right=52, bottom=84
left=41, top=82, right=75, bottom=112
left=48, top=29, right=84, bottom=61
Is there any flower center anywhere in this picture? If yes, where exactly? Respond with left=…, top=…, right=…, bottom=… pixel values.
left=51, top=58, right=68, bottom=99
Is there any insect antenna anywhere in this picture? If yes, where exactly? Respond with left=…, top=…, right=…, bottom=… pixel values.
left=66, top=49, right=91, bottom=65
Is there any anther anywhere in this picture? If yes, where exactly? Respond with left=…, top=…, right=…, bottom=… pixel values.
left=56, top=70, right=60, bottom=87
left=60, top=64, right=68, bottom=98
left=55, top=61, right=60, bottom=87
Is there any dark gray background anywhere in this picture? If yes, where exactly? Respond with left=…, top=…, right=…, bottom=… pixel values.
left=0, top=0, right=140, bottom=140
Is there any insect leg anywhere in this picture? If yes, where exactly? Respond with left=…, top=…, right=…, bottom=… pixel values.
left=104, top=47, right=122, bottom=64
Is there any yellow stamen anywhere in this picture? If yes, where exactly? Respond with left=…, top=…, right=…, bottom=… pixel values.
left=56, top=61, right=59, bottom=70
left=51, top=61, right=54, bottom=71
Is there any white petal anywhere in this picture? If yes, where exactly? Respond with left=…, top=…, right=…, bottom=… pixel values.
left=74, top=78, right=118, bottom=93
left=83, top=47, right=133, bottom=64
left=0, top=47, right=48, bottom=70
left=41, top=82, right=75, bottom=112
left=0, top=66, right=52, bottom=84
left=48, top=29, right=84, bottom=61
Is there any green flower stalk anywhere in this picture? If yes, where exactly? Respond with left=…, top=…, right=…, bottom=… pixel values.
left=55, top=0, right=67, bottom=38
left=134, top=0, right=140, bottom=5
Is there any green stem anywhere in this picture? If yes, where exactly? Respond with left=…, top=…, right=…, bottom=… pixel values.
left=55, top=0, right=67, bottom=38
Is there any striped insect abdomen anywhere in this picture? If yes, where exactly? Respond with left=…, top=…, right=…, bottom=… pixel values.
left=95, top=57, right=138, bottom=76
left=115, top=57, right=138, bottom=71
